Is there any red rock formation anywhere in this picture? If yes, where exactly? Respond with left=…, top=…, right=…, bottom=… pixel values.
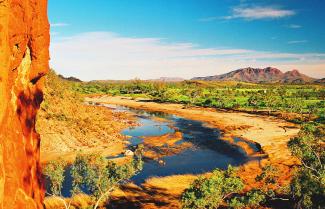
left=0, top=0, right=49, bottom=208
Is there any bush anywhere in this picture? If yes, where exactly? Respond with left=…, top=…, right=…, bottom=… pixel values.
left=70, top=145, right=144, bottom=208
left=43, top=158, right=67, bottom=196
left=288, top=123, right=325, bottom=208
left=44, top=145, right=144, bottom=209
left=229, top=189, right=265, bottom=209
left=181, top=166, right=244, bottom=209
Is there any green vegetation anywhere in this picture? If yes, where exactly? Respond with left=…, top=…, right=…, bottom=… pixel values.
left=43, top=145, right=144, bottom=209
left=181, top=123, right=325, bottom=209
left=228, top=189, right=266, bottom=209
left=72, top=79, right=324, bottom=208
left=181, top=166, right=242, bottom=209
left=44, top=159, right=67, bottom=197
left=44, top=73, right=324, bottom=208
left=181, top=166, right=266, bottom=209
left=288, top=123, right=325, bottom=208
left=180, top=165, right=280, bottom=209
left=74, top=80, right=325, bottom=122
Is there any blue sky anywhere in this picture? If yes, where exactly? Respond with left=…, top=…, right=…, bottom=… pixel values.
left=49, top=0, right=325, bottom=80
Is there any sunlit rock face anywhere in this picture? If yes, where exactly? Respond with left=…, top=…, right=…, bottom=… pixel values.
left=0, top=0, right=49, bottom=208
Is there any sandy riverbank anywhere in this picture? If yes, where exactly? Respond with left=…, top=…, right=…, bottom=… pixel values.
left=142, top=131, right=193, bottom=160
left=87, top=95, right=299, bottom=163
left=86, top=95, right=300, bottom=208
left=45, top=95, right=301, bottom=209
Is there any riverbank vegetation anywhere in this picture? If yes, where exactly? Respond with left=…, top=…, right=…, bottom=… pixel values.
left=40, top=73, right=324, bottom=208
left=44, top=145, right=144, bottom=209
left=74, top=80, right=325, bottom=122
left=180, top=122, right=324, bottom=209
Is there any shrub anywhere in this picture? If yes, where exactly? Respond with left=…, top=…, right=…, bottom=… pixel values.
left=43, top=158, right=67, bottom=196
left=181, top=166, right=244, bottom=209
left=228, top=189, right=265, bottom=209
left=288, top=123, right=325, bottom=208
left=71, top=145, right=144, bottom=208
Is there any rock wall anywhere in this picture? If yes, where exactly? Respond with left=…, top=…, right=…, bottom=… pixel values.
left=0, top=0, right=49, bottom=208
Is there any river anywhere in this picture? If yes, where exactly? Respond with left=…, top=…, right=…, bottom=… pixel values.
left=57, top=103, right=258, bottom=197
left=106, top=104, right=253, bottom=184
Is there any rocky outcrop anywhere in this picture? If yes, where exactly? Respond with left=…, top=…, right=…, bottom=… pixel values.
left=0, top=0, right=49, bottom=208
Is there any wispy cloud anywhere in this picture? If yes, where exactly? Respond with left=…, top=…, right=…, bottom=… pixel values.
left=288, top=40, right=308, bottom=44
left=51, top=23, right=70, bottom=27
left=50, top=32, right=325, bottom=80
left=222, top=6, right=295, bottom=20
left=287, top=24, right=302, bottom=29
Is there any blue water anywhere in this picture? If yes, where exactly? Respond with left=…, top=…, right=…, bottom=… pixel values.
left=123, top=116, right=174, bottom=145
left=106, top=104, right=251, bottom=184
left=56, top=103, right=256, bottom=196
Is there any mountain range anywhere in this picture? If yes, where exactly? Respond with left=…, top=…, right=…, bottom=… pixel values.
left=191, top=67, right=323, bottom=84
left=149, top=77, right=185, bottom=82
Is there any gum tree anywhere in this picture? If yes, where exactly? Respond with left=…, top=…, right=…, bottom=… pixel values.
left=181, top=166, right=244, bottom=209
left=43, top=159, right=71, bottom=209
left=288, top=123, right=325, bottom=208
left=71, top=146, right=143, bottom=209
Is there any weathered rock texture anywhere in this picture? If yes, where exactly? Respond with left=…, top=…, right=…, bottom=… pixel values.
left=0, top=0, right=49, bottom=208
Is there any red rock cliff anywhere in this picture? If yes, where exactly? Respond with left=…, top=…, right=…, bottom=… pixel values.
left=0, top=0, right=49, bottom=208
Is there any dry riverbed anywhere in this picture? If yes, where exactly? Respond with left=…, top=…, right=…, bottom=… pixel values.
left=86, top=95, right=299, bottom=162
left=86, top=95, right=300, bottom=208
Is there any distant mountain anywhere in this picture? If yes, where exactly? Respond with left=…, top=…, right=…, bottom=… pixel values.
left=315, top=78, right=325, bottom=84
left=191, top=67, right=316, bottom=83
left=149, top=77, right=185, bottom=82
left=58, top=74, right=82, bottom=82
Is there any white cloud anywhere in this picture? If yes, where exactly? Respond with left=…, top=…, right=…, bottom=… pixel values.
left=287, top=24, right=302, bottom=29
left=50, top=32, right=325, bottom=80
left=288, top=40, right=308, bottom=44
left=223, top=6, right=295, bottom=20
left=51, top=23, right=69, bottom=27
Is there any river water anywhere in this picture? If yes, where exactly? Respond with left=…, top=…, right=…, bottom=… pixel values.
left=57, top=103, right=256, bottom=196
left=106, top=104, right=251, bottom=184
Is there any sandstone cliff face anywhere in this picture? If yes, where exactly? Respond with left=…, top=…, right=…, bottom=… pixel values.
left=0, top=0, right=49, bottom=208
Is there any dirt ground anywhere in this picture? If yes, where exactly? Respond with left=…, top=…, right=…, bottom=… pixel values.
left=38, top=104, right=137, bottom=163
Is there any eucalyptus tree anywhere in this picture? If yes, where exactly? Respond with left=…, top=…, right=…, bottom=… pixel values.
left=71, top=146, right=143, bottom=209
left=181, top=166, right=244, bottom=209
left=288, top=123, right=325, bottom=208
left=43, top=159, right=71, bottom=209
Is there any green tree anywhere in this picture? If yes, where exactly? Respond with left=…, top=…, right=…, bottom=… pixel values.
left=71, top=146, right=143, bottom=209
left=43, top=159, right=71, bottom=209
left=228, top=165, right=285, bottom=209
left=306, top=103, right=318, bottom=121
left=181, top=166, right=244, bottom=209
left=288, top=123, right=325, bottom=209
left=228, top=189, right=266, bottom=209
